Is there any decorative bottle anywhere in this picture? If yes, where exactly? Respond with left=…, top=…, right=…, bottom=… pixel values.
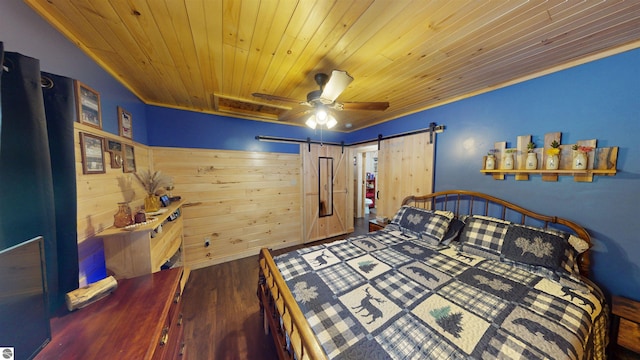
left=113, top=202, right=133, bottom=228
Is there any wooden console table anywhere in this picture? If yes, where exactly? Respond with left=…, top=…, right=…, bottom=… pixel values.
left=98, top=200, right=187, bottom=285
left=36, top=268, right=186, bottom=359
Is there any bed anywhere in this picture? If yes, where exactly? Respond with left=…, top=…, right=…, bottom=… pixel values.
left=257, top=190, right=608, bottom=359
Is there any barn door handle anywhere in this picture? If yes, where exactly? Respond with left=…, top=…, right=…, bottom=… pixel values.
left=376, top=191, right=379, bottom=199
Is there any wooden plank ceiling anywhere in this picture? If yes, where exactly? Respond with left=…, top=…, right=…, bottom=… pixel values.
left=25, top=0, right=640, bottom=131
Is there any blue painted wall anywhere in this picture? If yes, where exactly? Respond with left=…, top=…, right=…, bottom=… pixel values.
left=353, top=49, right=640, bottom=300
left=3, top=0, right=639, bottom=300
left=146, top=105, right=345, bottom=154
left=0, top=0, right=148, bottom=143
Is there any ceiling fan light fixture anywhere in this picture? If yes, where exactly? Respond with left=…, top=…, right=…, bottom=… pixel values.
left=305, top=115, right=317, bottom=129
left=326, top=116, right=337, bottom=129
left=316, top=108, right=328, bottom=124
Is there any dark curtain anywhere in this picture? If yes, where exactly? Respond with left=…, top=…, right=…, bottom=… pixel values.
left=0, top=42, right=4, bottom=156
left=41, top=72, right=79, bottom=298
left=0, top=51, right=61, bottom=311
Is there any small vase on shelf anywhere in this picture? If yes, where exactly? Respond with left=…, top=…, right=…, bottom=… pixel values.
left=502, top=152, right=514, bottom=170
left=485, top=155, right=495, bottom=170
left=144, top=194, right=160, bottom=212
left=572, top=151, right=588, bottom=170
left=113, top=202, right=133, bottom=228
left=525, top=152, right=537, bottom=170
left=546, top=154, right=559, bottom=170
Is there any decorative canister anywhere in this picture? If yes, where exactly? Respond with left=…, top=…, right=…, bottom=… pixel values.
left=502, top=153, right=514, bottom=170
left=573, top=151, right=588, bottom=170
left=485, top=155, right=495, bottom=170
left=546, top=154, right=559, bottom=170
left=525, top=152, right=538, bottom=170
left=113, top=202, right=133, bottom=228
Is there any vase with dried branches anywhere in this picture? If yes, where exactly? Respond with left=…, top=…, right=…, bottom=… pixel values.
left=134, top=169, right=172, bottom=212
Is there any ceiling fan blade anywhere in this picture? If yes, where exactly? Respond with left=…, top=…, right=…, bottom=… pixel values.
left=279, top=105, right=313, bottom=122
left=341, top=101, right=389, bottom=111
left=320, top=70, right=353, bottom=104
left=252, top=92, right=301, bottom=104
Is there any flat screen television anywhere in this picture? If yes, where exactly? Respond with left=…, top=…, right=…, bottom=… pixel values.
left=0, top=236, right=51, bottom=360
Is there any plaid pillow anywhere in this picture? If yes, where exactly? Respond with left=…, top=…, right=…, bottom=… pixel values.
left=458, top=215, right=582, bottom=278
left=389, top=206, right=453, bottom=244
left=459, top=216, right=509, bottom=259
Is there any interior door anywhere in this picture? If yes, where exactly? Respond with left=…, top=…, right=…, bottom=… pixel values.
left=376, top=132, right=435, bottom=219
left=302, top=144, right=353, bottom=243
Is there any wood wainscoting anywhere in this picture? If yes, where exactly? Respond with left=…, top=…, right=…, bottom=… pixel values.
left=74, top=123, right=151, bottom=285
left=152, top=147, right=303, bottom=270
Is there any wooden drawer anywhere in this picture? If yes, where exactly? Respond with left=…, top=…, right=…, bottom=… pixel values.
left=618, top=318, right=640, bottom=353
left=154, top=276, right=185, bottom=359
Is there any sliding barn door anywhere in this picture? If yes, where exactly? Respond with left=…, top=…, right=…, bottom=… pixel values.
left=376, top=132, right=435, bottom=219
left=302, top=144, right=353, bottom=243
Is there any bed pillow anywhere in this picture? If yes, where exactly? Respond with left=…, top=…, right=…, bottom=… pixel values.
left=459, top=215, right=579, bottom=277
left=440, top=218, right=465, bottom=245
left=501, top=225, right=568, bottom=270
left=390, top=206, right=453, bottom=244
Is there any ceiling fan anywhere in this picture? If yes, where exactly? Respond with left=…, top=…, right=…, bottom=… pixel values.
left=252, top=70, right=389, bottom=128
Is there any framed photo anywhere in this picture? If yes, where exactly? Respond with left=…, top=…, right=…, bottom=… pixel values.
left=80, top=133, right=106, bottom=174
left=105, top=139, right=123, bottom=168
left=117, top=106, right=133, bottom=139
left=123, top=144, right=136, bottom=173
left=74, top=80, right=102, bottom=129
left=106, top=139, right=122, bottom=153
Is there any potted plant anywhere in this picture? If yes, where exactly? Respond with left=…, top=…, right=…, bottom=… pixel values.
left=546, top=140, right=561, bottom=170
left=525, top=142, right=537, bottom=170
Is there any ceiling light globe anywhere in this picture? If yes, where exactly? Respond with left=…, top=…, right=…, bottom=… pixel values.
left=326, top=116, right=337, bottom=129
left=305, top=116, right=317, bottom=129
left=316, top=109, right=328, bottom=124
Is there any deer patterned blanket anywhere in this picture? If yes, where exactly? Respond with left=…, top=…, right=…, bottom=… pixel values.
left=273, top=229, right=608, bottom=360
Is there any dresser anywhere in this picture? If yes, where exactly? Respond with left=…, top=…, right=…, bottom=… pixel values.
left=99, top=200, right=187, bottom=283
left=36, top=268, right=186, bottom=359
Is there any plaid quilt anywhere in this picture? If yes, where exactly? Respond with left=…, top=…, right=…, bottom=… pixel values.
left=273, top=229, right=608, bottom=360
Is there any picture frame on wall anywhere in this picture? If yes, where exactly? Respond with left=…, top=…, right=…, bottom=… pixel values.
left=74, top=80, right=102, bottom=129
left=123, top=144, right=136, bottom=173
left=80, top=132, right=106, bottom=174
left=105, top=139, right=123, bottom=168
left=117, top=106, right=133, bottom=139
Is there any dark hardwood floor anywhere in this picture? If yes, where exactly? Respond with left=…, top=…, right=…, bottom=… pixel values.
left=181, top=216, right=372, bottom=360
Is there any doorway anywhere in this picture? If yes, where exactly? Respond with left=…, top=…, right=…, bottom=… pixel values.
left=352, top=144, right=378, bottom=219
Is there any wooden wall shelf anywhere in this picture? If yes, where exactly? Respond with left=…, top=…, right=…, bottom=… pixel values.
left=481, top=168, right=617, bottom=182
left=481, top=132, right=618, bottom=182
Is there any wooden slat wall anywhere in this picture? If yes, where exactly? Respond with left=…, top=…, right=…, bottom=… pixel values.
left=74, top=123, right=150, bottom=285
left=376, top=132, right=435, bottom=219
left=152, top=147, right=303, bottom=270
left=302, top=144, right=354, bottom=243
